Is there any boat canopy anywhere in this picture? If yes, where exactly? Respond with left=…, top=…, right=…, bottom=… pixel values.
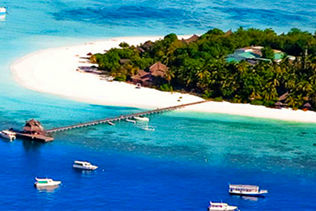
left=2, top=130, right=16, bottom=135
left=229, top=184, right=259, bottom=191
left=35, top=178, right=52, bottom=182
left=74, top=161, right=90, bottom=165
left=209, top=202, right=229, bottom=208
left=37, top=180, right=49, bottom=184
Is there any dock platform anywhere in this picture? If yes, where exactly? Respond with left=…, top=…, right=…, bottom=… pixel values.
left=15, top=132, right=54, bottom=142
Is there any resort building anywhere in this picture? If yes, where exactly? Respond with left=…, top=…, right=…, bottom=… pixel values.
left=226, top=46, right=286, bottom=63
left=131, top=62, right=168, bottom=86
left=182, top=34, right=199, bottom=44
left=226, top=46, right=262, bottom=63
left=149, top=62, right=168, bottom=78
left=23, top=119, right=46, bottom=135
left=273, top=49, right=285, bottom=63
left=131, top=69, right=153, bottom=86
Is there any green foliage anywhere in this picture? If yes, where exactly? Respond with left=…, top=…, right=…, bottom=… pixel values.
left=115, top=74, right=126, bottom=81
left=119, top=42, right=129, bottom=48
left=250, top=100, right=264, bottom=105
left=262, top=46, right=274, bottom=60
left=93, top=28, right=316, bottom=110
left=213, top=97, right=223, bottom=102
left=164, top=33, right=178, bottom=42
left=159, top=83, right=173, bottom=92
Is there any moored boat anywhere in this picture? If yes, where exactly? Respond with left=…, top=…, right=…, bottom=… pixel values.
left=133, top=116, right=149, bottom=122
left=0, top=130, right=16, bottom=141
left=126, top=118, right=136, bottom=124
left=34, top=178, right=61, bottom=188
left=229, top=184, right=268, bottom=197
left=107, top=121, right=115, bottom=126
left=208, top=202, right=238, bottom=211
left=0, top=7, right=6, bottom=15
left=73, top=160, right=98, bottom=170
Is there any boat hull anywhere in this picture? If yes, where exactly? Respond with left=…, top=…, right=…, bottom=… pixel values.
left=0, top=7, right=6, bottom=14
left=0, top=132, right=16, bottom=141
left=229, top=191, right=266, bottom=197
left=208, top=205, right=238, bottom=211
left=209, top=208, right=237, bottom=211
left=133, top=117, right=149, bottom=122
left=73, top=164, right=98, bottom=170
left=34, top=181, right=61, bottom=188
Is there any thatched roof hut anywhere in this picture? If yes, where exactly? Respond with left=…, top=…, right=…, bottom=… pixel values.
left=279, top=92, right=289, bottom=101
left=225, top=30, right=233, bottom=36
left=303, top=102, right=312, bottom=110
left=183, top=34, right=199, bottom=44
left=137, top=47, right=145, bottom=53
left=274, top=101, right=284, bottom=108
left=141, top=41, right=154, bottom=50
left=132, top=70, right=150, bottom=79
left=131, top=70, right=152, bottom=86
left=149, top=62, right=168, bottom=77
left=23, top=119, right=45, bottom=134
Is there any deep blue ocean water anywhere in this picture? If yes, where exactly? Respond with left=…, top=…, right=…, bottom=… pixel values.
left=0, top=0, right=316, bottom=210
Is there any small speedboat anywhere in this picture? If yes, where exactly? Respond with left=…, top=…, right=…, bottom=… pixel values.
left=73, top=160, right=98, bottom=170
left=0, top=130, right=16, bottom=141
left=229, top=184, right=268, bottom=197
left=107, top=121, right=115, bottom=126
left=0, top=7, right=6, bottom=15
left=126, top=118, right=136, bottom=124
left=208, top=202, right=238, bottom=211
left=34, top=178, right=61, bottom=188
left=133, top=116, right=149, bottom=122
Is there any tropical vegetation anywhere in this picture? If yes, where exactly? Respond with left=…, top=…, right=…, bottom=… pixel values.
left=91, top=28, right=316, bottom=110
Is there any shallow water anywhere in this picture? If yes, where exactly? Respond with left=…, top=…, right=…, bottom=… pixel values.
left=0, top=0, right=316, bottom=210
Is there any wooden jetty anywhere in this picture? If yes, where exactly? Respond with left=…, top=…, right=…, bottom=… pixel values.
left=10, top=101, right=206, bottom=142
left=46, top=100, right=206, bottom=134
left=11, top=119, right=54, bottom=143
left=15, top=132, right=54, bottom=142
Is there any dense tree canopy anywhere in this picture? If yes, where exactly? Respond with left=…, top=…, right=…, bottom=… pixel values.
left=91, top=28, right=316, bottom=110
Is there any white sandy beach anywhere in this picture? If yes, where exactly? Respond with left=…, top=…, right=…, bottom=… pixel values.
left=11, top=36, right=316, bottom=123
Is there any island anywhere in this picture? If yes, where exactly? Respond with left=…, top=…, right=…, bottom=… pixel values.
left=91, top=28, right=316, bottom=111
left=11, top=28, right=316, bottom=123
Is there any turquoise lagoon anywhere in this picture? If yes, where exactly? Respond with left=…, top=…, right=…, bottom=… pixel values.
left=0, top=0, right=316, bottom=210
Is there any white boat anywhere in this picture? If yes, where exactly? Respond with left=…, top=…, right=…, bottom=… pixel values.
left=34, top=178, right=61, bottom=188
left=0, top=14, right=5, bottom=21
left=133, top=116, right=149, bottom=122
left=229, top=184, right=268, bottom=197
left=126, top=118, right=136, bottom=124
left=0, top=130, right=16, bottom=141
left=107, top=121, right=115, bottom=126
left=73, top=160, right=98, bottom=170
left=0, top=7, right=6, bottom=14
left=208, top=202, right=238, bottom=211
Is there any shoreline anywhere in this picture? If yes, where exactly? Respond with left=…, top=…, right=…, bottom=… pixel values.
left=11, top=36, right=316, bottom=123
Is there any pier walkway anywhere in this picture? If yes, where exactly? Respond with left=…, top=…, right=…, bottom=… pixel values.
left=46, top=100, right=206, bottom=134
